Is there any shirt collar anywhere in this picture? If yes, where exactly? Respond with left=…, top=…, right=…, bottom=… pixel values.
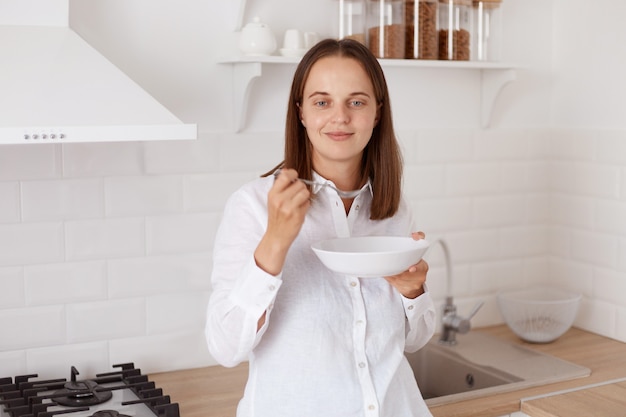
left=311, top=171, right=373, bottom=197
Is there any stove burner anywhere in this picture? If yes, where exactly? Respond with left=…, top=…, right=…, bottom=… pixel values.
left=0, top=363, right=180, bottom=417
left=92, top=411, right=131, bottom=417
left=53, top=367, right=113, bottom=407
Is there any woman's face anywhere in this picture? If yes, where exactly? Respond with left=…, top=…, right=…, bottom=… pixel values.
left=299, top=55, right=379, bottom=174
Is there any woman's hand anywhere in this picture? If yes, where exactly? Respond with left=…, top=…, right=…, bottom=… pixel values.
left=254, top=168, right=311, bottom=276
left=384, top=231, right=429, bottom=299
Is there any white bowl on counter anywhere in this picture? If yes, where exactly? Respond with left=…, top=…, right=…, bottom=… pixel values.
left=497, top=287, right=582, bottom=343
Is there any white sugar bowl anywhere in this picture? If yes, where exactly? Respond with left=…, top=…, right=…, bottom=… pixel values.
left=239, top=16, right=277, bottom=56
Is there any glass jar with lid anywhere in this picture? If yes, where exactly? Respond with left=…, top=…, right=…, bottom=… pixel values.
left=335, top=0, right=367, bottom=45
left=367, top=0, right=406, bottom=59
left=438, top=0, right=472, bottom=60
left=471, top=0, right=503, bottom=61
left=405, top=0, right=438, bottom=59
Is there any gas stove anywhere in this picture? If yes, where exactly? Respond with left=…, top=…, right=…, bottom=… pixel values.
left=0, top=363, right=179, bottom=417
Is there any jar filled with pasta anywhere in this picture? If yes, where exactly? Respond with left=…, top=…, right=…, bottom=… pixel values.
left=367, top=0, right=406, bottom=59
left=438, top=0, right=472, bottom=61
left=405, top=0, right=438, bottom=59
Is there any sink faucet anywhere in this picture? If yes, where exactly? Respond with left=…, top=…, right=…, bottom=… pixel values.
left=429, top=239, right=484, bottom=345
left=440, top=296, right=484, bottom=345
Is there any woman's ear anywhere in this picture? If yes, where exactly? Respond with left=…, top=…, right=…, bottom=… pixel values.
left=297, top=102, right=306, bottom=126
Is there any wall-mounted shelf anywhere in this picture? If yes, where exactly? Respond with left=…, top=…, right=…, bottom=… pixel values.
left=219, top=56, right=516, bottom=131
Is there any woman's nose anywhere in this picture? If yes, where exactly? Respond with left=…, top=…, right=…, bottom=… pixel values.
left=332, top=105, right=350, bottom=123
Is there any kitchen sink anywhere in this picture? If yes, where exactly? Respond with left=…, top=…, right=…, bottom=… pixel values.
left=405, top=331, right=591, bottom=406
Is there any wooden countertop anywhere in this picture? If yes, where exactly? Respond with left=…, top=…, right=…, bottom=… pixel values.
left=150, top=325, right=626, bottom=417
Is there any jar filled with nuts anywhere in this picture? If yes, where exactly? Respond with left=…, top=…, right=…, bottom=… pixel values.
left=438, top=0, right=472, bottom=61
left=471, top=0, right=502, bottom=61
left=367, top=0, right=406, bottom=59
left=405, top=0, right=438, bottom=59
left=335, top=0, right=367, bottom=45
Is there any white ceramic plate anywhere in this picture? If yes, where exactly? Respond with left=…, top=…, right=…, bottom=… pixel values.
left=311, top=236, right=430, bottom=277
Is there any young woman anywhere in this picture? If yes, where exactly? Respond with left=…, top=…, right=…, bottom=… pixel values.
left=206, top=38, right=435, bottom=417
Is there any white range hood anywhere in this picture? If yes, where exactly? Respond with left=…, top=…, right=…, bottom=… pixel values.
left=0, top=11, right=197, bottom=145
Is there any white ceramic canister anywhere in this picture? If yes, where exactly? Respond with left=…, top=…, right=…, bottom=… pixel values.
left=239, top=16, right=277, bottom=56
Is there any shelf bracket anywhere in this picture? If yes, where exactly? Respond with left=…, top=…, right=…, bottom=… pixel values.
left=233, top=62, right=262, bottom=132
left=481, top=68, right=516, bottom=128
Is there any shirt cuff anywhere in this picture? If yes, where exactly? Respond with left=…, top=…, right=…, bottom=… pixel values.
left=401, top=283, right=434, bottom=320
left=228, top=258, right=283, bottom=319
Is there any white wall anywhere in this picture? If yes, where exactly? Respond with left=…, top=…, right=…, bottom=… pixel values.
left=0, top=0, right=625, bottom=378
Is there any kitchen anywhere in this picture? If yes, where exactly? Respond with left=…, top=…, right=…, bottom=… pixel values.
left=1, top=0, right=626, bottom=416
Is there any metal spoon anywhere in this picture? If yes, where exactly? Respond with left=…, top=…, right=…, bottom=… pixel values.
left=273, top=169, right=362, bottom=199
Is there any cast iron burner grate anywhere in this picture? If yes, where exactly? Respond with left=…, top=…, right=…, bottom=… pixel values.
left=0, top=363, right=179, bottom=417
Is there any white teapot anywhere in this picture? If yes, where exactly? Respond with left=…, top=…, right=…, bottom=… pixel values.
left=239, top=16, right=277, bottom=56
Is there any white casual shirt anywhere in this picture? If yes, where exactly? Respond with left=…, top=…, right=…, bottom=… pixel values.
left=206, top=173, right=436, bottom=417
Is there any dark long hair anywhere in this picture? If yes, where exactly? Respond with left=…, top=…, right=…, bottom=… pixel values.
left=265, top=38, right=403, bottom=220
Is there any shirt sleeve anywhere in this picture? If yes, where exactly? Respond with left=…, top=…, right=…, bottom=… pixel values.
left=205, top=180, right=281, bottom=367
left=401, top=284, right=437, bottom=353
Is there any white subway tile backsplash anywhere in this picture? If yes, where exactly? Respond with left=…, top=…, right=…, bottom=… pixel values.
left=473, top=195, right=526, bottom=227
left=575, top=299, right=617, bottom=340
left=66, top=299, right=146, bottom=343
left=470, top=259, right=524, bottom=294
left=499, top=225, right=549, bottom=258
left=21, top=178, right=104, bottom=221
left=549, top=129, right=596, bottom=161
left=0, top=350, right=27, bottom=378
left=109, top=331, right=215, bottom=374
left=596, top=130, right=626, bottom=164
left=593, top=267, right=626, bottom=306
left=0, top=267, right=24, bottom=308
left=108, top=253, right=212, bottom=298
left=105, top=175, right=183, bottom=217
left=473, top=129, right=530, bottom=160
left=0, top=145, right=61, bottom=181
left=403, top=165, right=446, bottom=199
left=595, top=200, right=626, bottom=235
left=145, top=212, right=220, bottom=255
left=65, top=218, right=145, bottom=260
left=412, top=198, right=472, bottom=232
left=570, top=230, right=618, bottom=268
left=0, top=306, right=65, bottom=351
left=183, top=172, right=258, bottom=212
left=219, top=132, right=283, bottom=172
left=146, top=292, right=210, bottom=335
left=144, top=133, right=221, bottom=174
left=25, top=341, right=109, bottom=379
left=549, top=258, right=594, bottom=297
left=416, top=129, right=473, bottom=162
left=0, top=182, right=20, bottom=223
left=24, top=261, right=107, bottom=306
left=446, top=163, right=501, bottom=196
left=550, top=193, right=594, bottom=228
left=0, top=223, right=64, bottom=267
left=550, top=161, right=620, bottom=198
left=63, top=142, right=145, bottom=177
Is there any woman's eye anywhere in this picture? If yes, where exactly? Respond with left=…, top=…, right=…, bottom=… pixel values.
left=314, top=100, right=328, bottom=107
left=351, top=100, right=364, bottom=107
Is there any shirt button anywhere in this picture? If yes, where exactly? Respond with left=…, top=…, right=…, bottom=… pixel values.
left=356, top=320, right=364, bottom=325
left=368, top=404, right=376, bottom=410
left=350, top=281, right=357, bottom=287
left=268, top=285, right=276, bottom=291
left=407, top=305, right=414, bottom=310
left=355, top=204, right=360, bottom=210
left=358, top=362, right=366, bottom=368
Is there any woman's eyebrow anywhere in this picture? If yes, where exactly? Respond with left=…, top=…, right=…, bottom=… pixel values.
left=306, top=91, right=372, bottom=99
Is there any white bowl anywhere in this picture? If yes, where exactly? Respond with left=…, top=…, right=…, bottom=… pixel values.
left=311, top=236, right=430, bottom=278
left=497, top=287, right=582, bottom=343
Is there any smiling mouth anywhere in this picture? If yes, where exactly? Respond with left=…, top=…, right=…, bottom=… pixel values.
left=326, top=131, right=352, bottom=141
